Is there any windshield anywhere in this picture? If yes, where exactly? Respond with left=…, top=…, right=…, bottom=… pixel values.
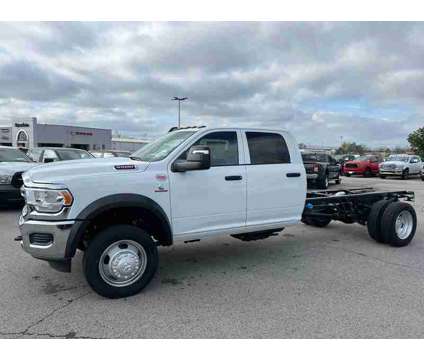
left=301, top=153, right=327, bottom=162
left=0, top=148, right=32, bottom=162
left=56, top=149, right=94, bottom=160
left=356, top=155, right=373, bottom=161
left=388, top=155, right=409, bottom=162
left=131, top=131, right=196, bottom=162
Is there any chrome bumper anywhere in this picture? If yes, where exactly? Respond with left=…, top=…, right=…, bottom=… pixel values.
left=380, top=169, right=403, bottom=175
left=18, top=215, right=75, bottom=260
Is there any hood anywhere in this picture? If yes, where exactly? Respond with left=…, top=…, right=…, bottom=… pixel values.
left=0, top=161, right=39, bottom=176
left=346, top=159, right=369, bottom=165
left=381, top=160, right=407, bottom=167
left=25, top=157, right=150, bottom=185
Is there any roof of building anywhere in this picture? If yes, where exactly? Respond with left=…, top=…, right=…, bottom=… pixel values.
left=112, top=138, right=150, bottom=143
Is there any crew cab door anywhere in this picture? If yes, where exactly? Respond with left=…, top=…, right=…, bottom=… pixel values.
left=169, top=130, right=247, bottom=238
left=243, top=131, right=306, bottom=227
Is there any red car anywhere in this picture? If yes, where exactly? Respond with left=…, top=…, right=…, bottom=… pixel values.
left=343, top=155, right=381, bottom=177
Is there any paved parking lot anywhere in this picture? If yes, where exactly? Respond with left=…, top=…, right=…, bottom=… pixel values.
left=0, top=176, right=423, bottom=338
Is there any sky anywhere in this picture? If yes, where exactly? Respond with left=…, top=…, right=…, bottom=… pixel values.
left=0, top=21, right=423, bottom=147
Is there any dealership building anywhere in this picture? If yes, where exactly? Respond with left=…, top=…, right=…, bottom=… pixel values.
left=0, top=117, right=112, bottom=151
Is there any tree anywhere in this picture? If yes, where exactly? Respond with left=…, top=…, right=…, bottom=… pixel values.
left=408, top=127, right=424, bottom=158
left=335, top=142, right=368, bottom=155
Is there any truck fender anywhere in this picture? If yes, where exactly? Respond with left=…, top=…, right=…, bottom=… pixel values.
left=65, top=193, right=172, bottom=257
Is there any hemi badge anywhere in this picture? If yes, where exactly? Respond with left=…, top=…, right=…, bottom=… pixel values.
left=114, top=164, right=136, bottom=170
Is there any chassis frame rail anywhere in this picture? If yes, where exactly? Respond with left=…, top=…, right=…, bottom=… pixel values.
left=303, top=188, right=415, bottom=225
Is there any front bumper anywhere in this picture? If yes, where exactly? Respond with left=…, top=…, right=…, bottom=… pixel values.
left=343, top=168, right=364, bottom=175
left=379, top=169, right=404, bottom=176
left=18, top=215, right=75, bottom=261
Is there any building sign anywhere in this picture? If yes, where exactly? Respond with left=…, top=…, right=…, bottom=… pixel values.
left=70, top=131, right=93, bottom=136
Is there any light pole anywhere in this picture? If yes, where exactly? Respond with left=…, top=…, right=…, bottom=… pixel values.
left=172, top=97, right=188, bottom=128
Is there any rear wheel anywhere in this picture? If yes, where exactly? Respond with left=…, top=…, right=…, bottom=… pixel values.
left=83, top=225, right=158, bottom=298
left=367, top=199, right=392, bottom=243
left=317, top=174, right=329, bottom=189
left=381, top=202, right=416, bottom=247
left=379, top=174, right=386, bottom=179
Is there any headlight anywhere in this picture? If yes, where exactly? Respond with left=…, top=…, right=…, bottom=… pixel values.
left=24, top=187, right=73, bottom=213
left=0, top=175, right=12, bottom=184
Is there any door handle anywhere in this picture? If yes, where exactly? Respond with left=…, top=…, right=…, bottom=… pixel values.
left=225, top=175, right=243, bottom=181
left=286, top=172, right=301, bottom=178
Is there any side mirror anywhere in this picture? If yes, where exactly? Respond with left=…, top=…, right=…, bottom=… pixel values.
left=172, top=145, right=211, bottom=172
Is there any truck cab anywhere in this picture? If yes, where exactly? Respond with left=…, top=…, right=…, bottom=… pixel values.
left=18, top=127, right=306, bottom=298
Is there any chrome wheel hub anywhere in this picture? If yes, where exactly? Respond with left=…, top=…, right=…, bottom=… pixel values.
left=99, top=240, right=147, bottom=287
left=395, top=210, right=413, bottom=240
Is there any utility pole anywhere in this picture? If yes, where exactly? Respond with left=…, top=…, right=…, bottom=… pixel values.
left=172, top=97, right=188, bottom=128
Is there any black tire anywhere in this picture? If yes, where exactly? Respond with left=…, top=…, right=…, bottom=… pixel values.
left=317, top=174, right=329, bottom=189
left=83, top=225, right=159, bottom=298
left=302, top=217, right=331, bottom=227
left=381, top=202, right=417, bottom=247
left=379, top=174, right=386, bottom=179
left=401, top=169, right=409, bottom=180
left=345, top=173, right=351, bottom=177
left=367, top=199, right=392, bottom=243
left=421, top=174, right=424, bottom=181
left=335, top=178, right=341, bottom=185
left=363, top=168, right=372, bottom=177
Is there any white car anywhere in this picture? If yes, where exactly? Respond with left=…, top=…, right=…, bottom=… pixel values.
left=379, top=154, right=422, bottom=179
left=16, top=127, right=418, bottom=298
left=0, top=146, right=38, bottom=206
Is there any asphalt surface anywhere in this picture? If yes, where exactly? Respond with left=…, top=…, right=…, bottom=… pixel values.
left=0, top=176, right=423, bottom=338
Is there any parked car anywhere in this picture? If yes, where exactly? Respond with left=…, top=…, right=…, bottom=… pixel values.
left=301, top=151, right=341, bottom=189
left=335, top=154, right=359, bottom=175
left=343, top=154, right=381, bottom=177
left=91, top=150, right=131, bottom=158
left=17, top=127, right=418, bottom=298
left=27, top=147, right=94, bottom=163
left=0, top=146, right=38, bottom=206
left=379, top=154, right=422, bottom=179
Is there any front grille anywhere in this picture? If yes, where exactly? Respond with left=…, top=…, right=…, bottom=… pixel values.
left=382, top=164, right=396, bottom=170
left=345, top=163, right=357, bottom=169
left=29, top=233, right=53, bottom=246
left=11, top=172, right=24, bottom=189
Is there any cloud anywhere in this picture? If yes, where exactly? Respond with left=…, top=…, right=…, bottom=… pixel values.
left=0, top=21, right=423, bottom=146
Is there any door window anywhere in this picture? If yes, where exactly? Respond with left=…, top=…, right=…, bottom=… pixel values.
left=180, top=131, right=239, bottom=167
left=43, top=149, right=59, bottom=162
left=246, top=132, right=290, bottom=165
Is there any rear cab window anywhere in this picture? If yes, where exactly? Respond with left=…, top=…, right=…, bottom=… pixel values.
left=245, top=131, right=291, bottom=165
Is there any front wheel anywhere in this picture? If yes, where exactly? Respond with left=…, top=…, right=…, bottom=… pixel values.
left=401, top=169, right=409, bottom=180
left=83, top=225, right=158, bottom=298
left=363, top=168, right=372, bottom=177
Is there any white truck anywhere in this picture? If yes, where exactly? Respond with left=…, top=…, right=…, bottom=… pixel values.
left=16, top=127, right=418, bottom=298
